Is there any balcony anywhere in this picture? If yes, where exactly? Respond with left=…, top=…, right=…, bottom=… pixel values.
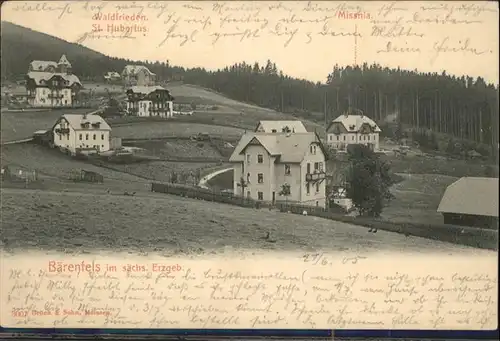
left=306, top=171, right=326, bottom=182
left=48, top=93, right=64, bottom=99
left=55, top=128, right=70, bottom=134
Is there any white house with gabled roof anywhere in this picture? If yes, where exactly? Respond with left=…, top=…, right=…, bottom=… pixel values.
left=25, top=72, right=82, bottom=107
left=122, top=65, right=156, bottom=86
left=326, top=110, right=382, bottom=152
left=126, top=86, right=175, bottom=117
left=52, top=113, right=112, bottom=155
left=229, top=131, right=328, bottom=207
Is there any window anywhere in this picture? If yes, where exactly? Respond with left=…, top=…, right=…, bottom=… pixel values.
left=368, top=135, right=370, bottom=141
left=246, top=154, right=251, bottom=164
left=258, top=173, right=263, bottom=183
left=85, top=134, right=89, bottom=140
left=343, top=136, right=346, bottom=141
left=336, top=136, right=339, bottom=141
left=329, top=135, right=332, bottom=141
left=318, top=162, right=323, bottom=172
left=352, top=135, right=355, bottom=140
left=246, top=173, right=250, bottom=183
left=316, top=183, right=320, bottom=193
left=310, top=146, right=313, bottom=153
left=257, top=154, right=263, bottom=163
left=101, top=134, right=104, bottom=140
left=284, top=164, right=291, bottom=175
left=314, top=162, right=319, bottom=171
left=272, top=129, right=277, bottom=133
left=306, top=183, right=310, bottom=195
left=313, top=146, right=317, bottom=154
left=258, top=192, right=263, bottom=200
left=79, top=134, right=82, bottom=141
left=93, top=134, right=96, bottom=140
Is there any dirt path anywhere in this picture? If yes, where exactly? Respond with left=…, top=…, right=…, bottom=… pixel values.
left=198, top=167, right=232, bottom=189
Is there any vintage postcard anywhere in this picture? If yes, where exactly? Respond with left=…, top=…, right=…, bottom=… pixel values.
left=0, top=0, right=498, bottom=332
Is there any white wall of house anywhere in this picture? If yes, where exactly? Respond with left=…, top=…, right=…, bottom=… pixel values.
left=274, top=161, right=301, bottom=203
left=75, top=130, right=111, bottom=152
left=138, top=100, right=152, bottom=117
left=31, top=87, right=72, bottom=107
left=52, top=121, right=75, bottom=153
left=166, top=101, right=173, bottom=117
left=327, top=132, right=379, bottom=151
left=53, top=122, right=110, bottom=154
left=300, top=143, right=327, bottom=208
left=127, top=100, right=173, bottom=118
left=242, top=145, right=273, bottom=201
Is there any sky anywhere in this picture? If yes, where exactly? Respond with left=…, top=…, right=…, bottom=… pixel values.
left=2, top=1, right=499, bottom=84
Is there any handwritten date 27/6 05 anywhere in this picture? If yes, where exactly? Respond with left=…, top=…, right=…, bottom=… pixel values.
left=302, top=253, right=367, bottom=266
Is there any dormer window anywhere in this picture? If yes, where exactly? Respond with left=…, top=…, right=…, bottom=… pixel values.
left=310, top=145, right=317, bottom=154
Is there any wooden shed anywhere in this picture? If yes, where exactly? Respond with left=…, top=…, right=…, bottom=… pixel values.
left=437, top=177, right=498, bottom=229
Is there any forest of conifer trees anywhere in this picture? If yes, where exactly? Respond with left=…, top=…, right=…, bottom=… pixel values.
left=157, top=60, right=498, bottom=150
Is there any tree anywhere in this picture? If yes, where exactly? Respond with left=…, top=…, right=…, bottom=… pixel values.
left=346, top=145, right=393, bottom=217
left=237, top=176, right=248, bottom=202
left=279, top=182, right=291, bottom=205
left=170, top=172, right=178, bottom=184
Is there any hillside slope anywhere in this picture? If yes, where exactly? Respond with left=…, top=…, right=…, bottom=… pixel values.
left=0, top=21, right=128, bottom=80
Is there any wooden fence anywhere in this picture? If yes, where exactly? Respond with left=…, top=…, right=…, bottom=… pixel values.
left=1, top=165, right=39, bottom=186
left=151, top=182, right=274, bottom=209
left=151, top=183, right=346, bottom=213
left=276, top=202, right=346, bottom=216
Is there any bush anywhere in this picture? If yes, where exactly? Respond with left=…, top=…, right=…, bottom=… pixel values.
left=412, top=130, right=439, bottom=151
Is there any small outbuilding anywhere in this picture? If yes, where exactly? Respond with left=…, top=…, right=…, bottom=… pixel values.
left=437, top=177, right=499, bottom=229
